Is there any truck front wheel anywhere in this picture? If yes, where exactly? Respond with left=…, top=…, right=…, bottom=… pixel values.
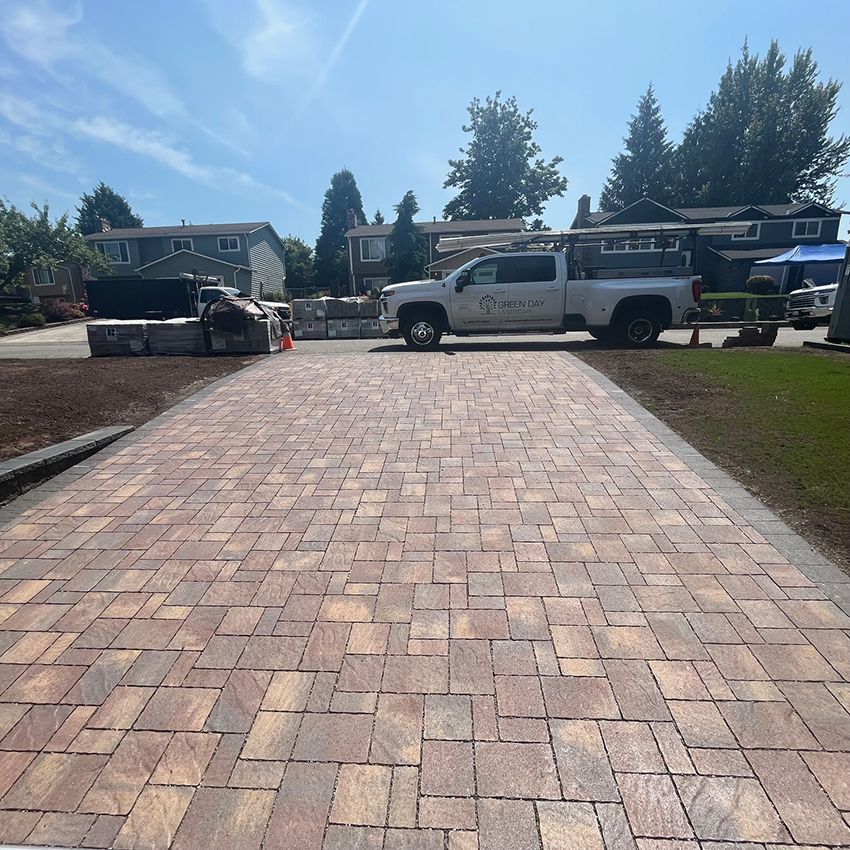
left=402, top=314, right=443, bottom=350
left=614, top=310, right=662, bottom=348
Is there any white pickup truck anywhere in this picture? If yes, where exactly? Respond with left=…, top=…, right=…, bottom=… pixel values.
left=379, top=251, right=701, bottom=349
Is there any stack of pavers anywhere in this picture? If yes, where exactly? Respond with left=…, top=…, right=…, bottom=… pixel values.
left=87, top=320, right=150, bottom=356
left=147, top=318, right=206, bottom=355
left=292, top=297, right=383, bottom=339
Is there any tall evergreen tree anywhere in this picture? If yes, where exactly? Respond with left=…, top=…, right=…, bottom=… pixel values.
left=444, top=92, right=568, bottom=220
left=372, top=209, right=385, bottom=225
left=75, top=182, right=143, bottom=235
left=314, top=169, right=366, bottom=296
left=673, top=41, right=850, bottom=206
left=282, top=235, right=315, bottom=292
left=385, top=191, right=427, bottom=284
left=599, top=85, right=673, bottom=210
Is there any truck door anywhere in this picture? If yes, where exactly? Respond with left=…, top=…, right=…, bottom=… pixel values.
left=501, top=254, right=562, bottom=330
left=449, top=258, right=507, bottom=330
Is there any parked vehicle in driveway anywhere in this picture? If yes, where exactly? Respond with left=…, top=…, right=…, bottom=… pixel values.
left=786, top=280, right=838, bottom=330
left=379, top=251, right=702, bottom=349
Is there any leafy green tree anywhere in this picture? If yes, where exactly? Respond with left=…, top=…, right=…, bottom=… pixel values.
left=282, top=235, right=315, bottom=292
left=444, top=92, right=568, bottom=220
left=599, top=85, right=674, bottom=210
left=673, top=41, right=850, bottom=206
left=0, top=201, right=108, bottom=292
left=314, top=169, right=366, bottom=296
left=372, top=209, right=385, bottom=225
left=528, top=218, right=551, bottom=231
left=385, top=191, right=427, bottom=283
left=75, top=182, right=143, bottom=235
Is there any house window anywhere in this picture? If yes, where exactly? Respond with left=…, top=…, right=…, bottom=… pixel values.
left=360, top=237, right=387, bottom=261
left=94, top=241, right=130, bottom=263
left=218, top=236, right=240, bottom=251
left=32, top=268, right=55, bottom=286
left=793, top=220, right=821, bottom=238
left=171, top=238, right=193, bottom=252
left=731, top=223, right=761, bottom=240
left=601, top=238, right=680, bottom=253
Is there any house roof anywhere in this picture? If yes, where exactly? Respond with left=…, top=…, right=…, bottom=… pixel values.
left=586, top=201, right=840, bottom=225
left=136, top=249, right=251, bottom=272
left=426, top=246, right=498, bottom=271
left=84, top=222, right=272, bottom=240
left=346, top=218, right=524, bottom=238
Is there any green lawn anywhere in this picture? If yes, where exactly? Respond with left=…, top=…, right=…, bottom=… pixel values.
left=659, top=350, right=850, bottom=515
left=577, top=347, right=850, bottom=569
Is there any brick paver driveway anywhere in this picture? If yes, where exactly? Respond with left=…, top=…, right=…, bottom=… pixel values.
left=2, top=351, right=850, bottom=849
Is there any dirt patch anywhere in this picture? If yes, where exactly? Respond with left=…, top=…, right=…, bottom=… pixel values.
left=575, top=347, right=850, bottom=574
left=1, top=356, right=262, bottom=461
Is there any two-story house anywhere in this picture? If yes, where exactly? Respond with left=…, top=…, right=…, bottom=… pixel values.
left=571, top=195, right=844, bottom=292
left=345, top=218, right=524, bottom=294
left=84, top=221, right=286, bottom=298
left=24, top=262, right=87, bottom=305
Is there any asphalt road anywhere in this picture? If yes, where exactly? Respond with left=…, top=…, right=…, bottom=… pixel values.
left=0, top=320, right=829, bottom=359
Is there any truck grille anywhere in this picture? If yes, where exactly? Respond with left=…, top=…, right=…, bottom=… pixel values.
left=788, top=294, right=816, bottom=309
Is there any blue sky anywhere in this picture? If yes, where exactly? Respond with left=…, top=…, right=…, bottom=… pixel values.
left=1, top=0, right=849, bottom=243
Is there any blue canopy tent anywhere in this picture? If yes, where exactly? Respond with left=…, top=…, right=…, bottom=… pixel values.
left=754, top=243, right=847, bottom=265
left=752, top=243, right=847, bottom=292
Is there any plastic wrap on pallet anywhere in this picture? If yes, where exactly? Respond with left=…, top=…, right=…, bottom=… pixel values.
left=87, top=320, right=150, bottom=356
left=147, top=318, right=206, bottom=355
left=359, top=318, right=383, bottom=338
left=208, top=320, right=277, bottom=353
left=294, top=318, right=327, bottom=339
left=326, top=317, right=360, bottom=338
left=320, top=297, right=361, bottom=318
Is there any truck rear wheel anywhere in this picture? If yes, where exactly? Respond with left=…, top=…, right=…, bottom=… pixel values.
left=614, top=310, right=662, bottom=348
left=402, top=314, right=443, bottom=350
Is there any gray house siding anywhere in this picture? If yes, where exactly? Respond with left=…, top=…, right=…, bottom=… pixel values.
left=90, top=238, right=142, bottom=274
left=247, top=227, right=286, bottom=298
left=136, top=234, right=251, bottom=268
left=136, top=253, right=244, bottom=286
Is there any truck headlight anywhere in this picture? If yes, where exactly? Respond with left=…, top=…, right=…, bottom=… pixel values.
left=382, top=289, right=395, bottom=297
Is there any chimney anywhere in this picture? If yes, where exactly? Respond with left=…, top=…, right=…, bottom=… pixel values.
left=576, top=194, right=591, bottom=227
left=181, top=219, right=186, bottom=227
left=99, top=217, right=111, bottom=232
left=346, top=209, right=358, bottom=230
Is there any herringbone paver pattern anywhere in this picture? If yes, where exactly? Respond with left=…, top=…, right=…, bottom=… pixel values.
left=1, top=351, right=850, bottom=848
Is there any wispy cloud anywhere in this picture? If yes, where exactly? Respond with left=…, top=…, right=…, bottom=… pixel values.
left=0, top=0, right=248, bottom=155
left=297, top=0, right=368, bottom=115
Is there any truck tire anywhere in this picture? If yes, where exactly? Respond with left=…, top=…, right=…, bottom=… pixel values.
left=402, top=313, right=443, bottom=350
left=791, top=320, right=818, bottom=331
left=614, top=309, right=662, bottom=348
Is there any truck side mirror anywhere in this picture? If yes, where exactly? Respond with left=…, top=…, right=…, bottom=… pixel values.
left=455, top=270, right=470, bottom=292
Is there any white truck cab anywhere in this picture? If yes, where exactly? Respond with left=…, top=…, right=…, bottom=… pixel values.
left=786, top=280, right=839, bottom=330
left=379, top=251, right=702, bottom=349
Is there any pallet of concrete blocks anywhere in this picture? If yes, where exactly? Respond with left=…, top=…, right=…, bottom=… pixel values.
left=358, top=299, right=380, bottom=318
left=87, top=320, right=149, bottom=356
left=320, top=296, right=361, bottom=319
left=208, top=319, right=278, bottom=353
left=205, top=297, right=282, bottom=353
left=326, top=317, right=360, bottom=339
left=291, top=298, right=327, bottom=320
left=147, top=318, right=206, bottom=355
left=294, top=318, right=327, bottom=339
left=359, top=317, right=383, bottom=338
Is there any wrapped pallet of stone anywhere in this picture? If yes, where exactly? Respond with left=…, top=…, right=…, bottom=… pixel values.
left=147, top=318, right=206, bottom=356
left=320, top=296, right=360, bottom=319
left=294, top=318, right=327, bottom=339
left=359, top=317, right=383, bottom=338
left=87, top=320, right=149, bottom=356
left=292, top=298, right=326, bottom=320
left=359, top=299, right=380, bottom=318
left=205, top=297, right=282, bottom=354
left=326, top=317, right=360, bottom=339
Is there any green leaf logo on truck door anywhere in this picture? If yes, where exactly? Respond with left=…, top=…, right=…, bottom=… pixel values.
left=479, top=294, right=497, bottom=314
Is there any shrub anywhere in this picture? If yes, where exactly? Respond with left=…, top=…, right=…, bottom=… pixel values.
left=41, top=299, right=85, bottom=322
left=18, top=312, right=46, bottom=328
left=746, top=275, right=776, bottom=295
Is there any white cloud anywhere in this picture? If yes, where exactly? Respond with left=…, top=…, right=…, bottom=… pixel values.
left=0, top=0, right=246, bottom=154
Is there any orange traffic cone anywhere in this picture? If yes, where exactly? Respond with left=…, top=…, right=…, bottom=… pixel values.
left=688, top=324, right=700, bottom=347
left=280, top=330, right=296, bottom=351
